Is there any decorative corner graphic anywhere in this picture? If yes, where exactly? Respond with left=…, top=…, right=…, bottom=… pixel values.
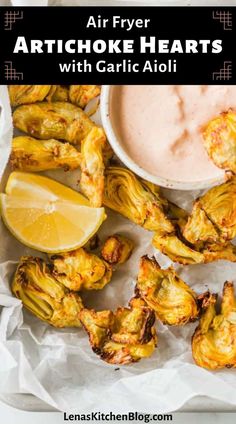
left=4, top=10, right=23, bottom=30
left=4, top=61, right=23, bottom=81
left=212, top=10, right=233, bottom=30
left=212, top=61, right=233, bottom=81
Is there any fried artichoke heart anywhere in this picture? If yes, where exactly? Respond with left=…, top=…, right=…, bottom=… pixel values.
left=13, top=102, right=112, bottom=206
left=104, top=168, right=236, bottom=265
left=103, top=166, right=236, bottom=265
left=11, top=136, right=81, bottom=172
left=79, top=297, right=157, bottom=364
left=152, top=196, right=206, bottom=265
left=153, top=176, right=236, bottom=265
left=152, top=234, right=205, bottom=265
left=69, top=85, right=101, bottom=108
left=44, top=85, right=69, bottom=102
left=103, top=167, right=221, bottom=265
left=153, top=233, right=236, bottom=265
left=80, top=127, right=108, bottom=207
left=103, top=167, right=174, bottom=233
left=183, top=176, right=236, bottom=244
left=203, top=111, right=236, bottom=173
left=50, top=248, right=112, bottom=291
left=12, top=256, right=83, bottom=327
left=8, top=85, right=52, bottom=107
left=192, top=282, right=236, bottom=369
left=136, top=256, right=199, bottom=325
left=101, top=234, right=134, bottom=265
left=202, top=242, right=236, bottom=263
left=13, top=101, right=95, bottom=144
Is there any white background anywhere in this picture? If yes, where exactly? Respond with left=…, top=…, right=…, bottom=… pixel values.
left=0, top=401, right=236, bottom=424
left=0, top=1, right=236, bottom=422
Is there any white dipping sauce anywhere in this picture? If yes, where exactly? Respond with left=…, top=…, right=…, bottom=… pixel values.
left=111, top=85, right=235, bottom=182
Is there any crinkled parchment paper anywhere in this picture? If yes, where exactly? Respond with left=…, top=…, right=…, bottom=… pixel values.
left=1, top=0, right=236, bottom=413
left=1, top=85, right=236, bottom=414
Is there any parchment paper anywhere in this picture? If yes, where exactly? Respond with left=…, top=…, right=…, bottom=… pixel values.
left=1, top=0, right=236, bottom=413
left=1, top=85, right=236, bottom=414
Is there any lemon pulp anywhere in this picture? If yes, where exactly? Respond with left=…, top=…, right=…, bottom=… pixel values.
left=0, top=172, right=106, bottom=253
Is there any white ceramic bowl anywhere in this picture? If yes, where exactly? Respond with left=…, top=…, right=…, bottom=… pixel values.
left=100, top=85, right=225, bottom=191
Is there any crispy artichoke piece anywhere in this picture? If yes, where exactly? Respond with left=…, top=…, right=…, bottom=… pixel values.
left=12, top=256, right=83, bottom=328
left=103, top=167, right=204, bottom=265
left=69, top=85, right=101, bottom=108
left=152, top=187, right=236, bottom=265
left=140, top=178, right=162, bottom=198
left=13, top=102, right=111, bottom=206
left=79, top=297, right=157, bottom=365
left=13, top=101, right=94, bottom=144
left=80, top=127, right=108, bottom=207
left=203, top=111, right=236, bottom=173
left=101, top=234, right=134, bottom=265
left=202, top=242, right=236, bottom=263
left=103, top=167, right=174, bottom=233
left=11, top=136, right=81, bottom=172
left=80, top=309, right=114, bottom=350
left=136, top=256, right=199, bottom=325
left=183, top=176, right=236, bottom=244
left=183, top=206, right=219, bottom=245
left=50, top=248, right=112, bottom=291
left=152, top=177, right=236, bottom=265
left=8, top=85, right=52, bottom=107
left=46, top=85, right=69, bottom=102
left=152, top=233, right=236, bottom=265
left=152, top=233, right=204, bottom=265
left=192, top=282, right=236, bottom=370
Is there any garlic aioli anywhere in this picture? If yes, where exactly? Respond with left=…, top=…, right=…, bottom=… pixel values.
left=110, top=85, right=236, bottom=182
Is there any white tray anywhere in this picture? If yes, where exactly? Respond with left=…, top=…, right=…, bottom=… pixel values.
left=1, top=0, right=236, bottom=414
left=0, top=393, right=236, bottom=413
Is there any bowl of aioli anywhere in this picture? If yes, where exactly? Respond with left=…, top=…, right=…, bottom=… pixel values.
left=100, top=85, right=232, bottom=190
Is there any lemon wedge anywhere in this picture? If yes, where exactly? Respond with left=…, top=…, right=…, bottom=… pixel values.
left=0, top=172, right=106, bottom=253
left=6, top=172, right=90, bottom=204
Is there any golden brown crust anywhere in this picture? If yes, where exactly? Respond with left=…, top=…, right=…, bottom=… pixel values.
left=79, top=297, right=157, bottom=365
left=153, top=176, right=236, bottom=265
left=69, top=85, right=101, bottom=108
left=192, top=282, right=236, bottom=370
left=50, top=248, right=112, bottom=291
left=103, top=166, right=174, bottom=233
left=152, top=233, right=204, bottom=265
left=101, top=234, right=134, bottom=265
left=136, top=255, right=200, bottom=325
left=183, top=176, right=236, bottom=244
left=46, top=85, right=69, bottom=102
left=203, top=111, right=236, bottom=173
left=12, top=256, right=83, bottom=328
left=13, top=102, right=94, bottom=144
left=103, top=167, right=236, bottom=266
left=10, top=136, right=81, bottom=172
left=8, top=85, right=52, bottom=106
left=13, top=102, right=112, bottom=207
left=80, top=127, right=108, bottom=207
